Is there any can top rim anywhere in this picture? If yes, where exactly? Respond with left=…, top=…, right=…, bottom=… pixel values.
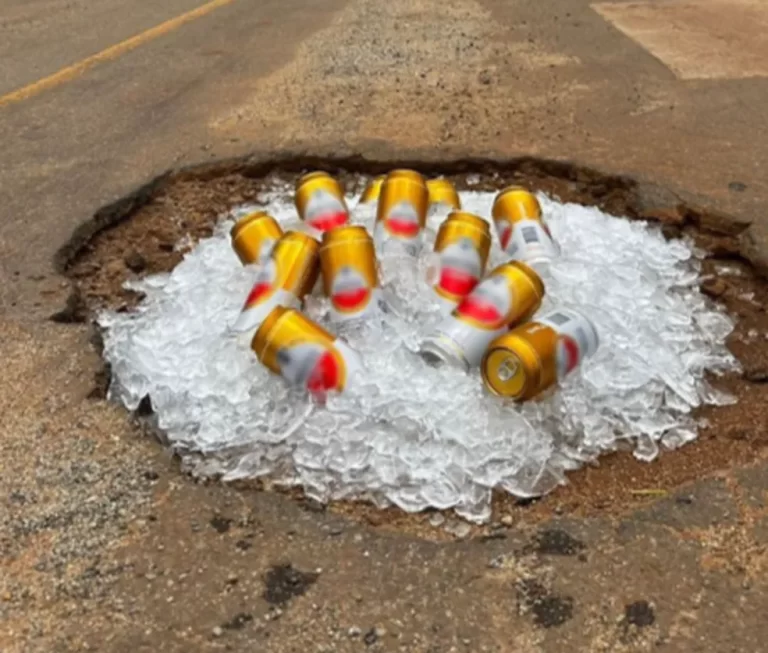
left=491, top=187, right=542, bottom=220
left=491, top=261, right=546, bottom=300
left=296, top=170, right=335, bottom=185
left=444, top=211, right=491, bottom=233
left=230, top=211, right=275, bottom=239
left=481, top=336, right=538, bottom=398
left=385, top=169, right=427, bottom=186
left=251, top=305, right=291, bottom=358
left=321, top=224, right=371, bottom=245
left=280, top=230, right=321, bottom=250
left=427, top=179, right=461, bottom=209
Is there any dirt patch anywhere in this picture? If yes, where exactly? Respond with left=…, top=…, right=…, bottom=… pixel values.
left=62, top=157, right=768, bottom=536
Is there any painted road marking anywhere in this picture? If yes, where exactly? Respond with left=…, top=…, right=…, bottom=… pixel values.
left=593, top=0, right=768, bottom=80
left=0, top=0, right=236, bottom=109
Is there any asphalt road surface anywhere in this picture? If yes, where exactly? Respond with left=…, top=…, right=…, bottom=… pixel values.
left=2, top=1, right=768, bottom=651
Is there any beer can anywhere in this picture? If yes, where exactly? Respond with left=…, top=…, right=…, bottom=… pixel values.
left=426, top=178, right=461, bottom=210
left=481, top=308, right=599, bottom=400
left=320, top=225, right=382, bottom=322
left=359, top=175, right=385, bottom=204
left=430, top=211, right=491, bottom=314
left=295, top=171, right=349, bottom=234
left=233, top=231, right=320, bottom=333
left=230, top=211, right=283, bottom=265
left=374, top=169, right=430, bottom=254
left=252, top=306, right=362, bottom=395
left=491, top=186, right=557, bottom=266
left=419, top=261, right=545, bottom=370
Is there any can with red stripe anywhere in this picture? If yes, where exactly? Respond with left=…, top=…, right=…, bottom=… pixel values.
left=419, top=261, right=544, bottom=370
left=373, top=169, right=430, bottom=255
left=252, top=306, right=362, bottom=396
left=233, top=231, right=320, bottom=334
left=295, top=171, right=350, bottom=235
left=481, top=308, right=599, bottom=400
left=230, top=211, right=283, bottom=265
left=429, top=211, right=491, bottom=314
left=492, top=186, right=557, bottom=267
left=320, top=225, right=382, bottom=322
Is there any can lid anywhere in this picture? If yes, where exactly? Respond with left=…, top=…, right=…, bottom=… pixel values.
left=444, top=211, right=491, bottom=235
left=296, top=170, right=333, bottom=186
left=511, top=261, right=546, bottom=302
left=427, top=179, right=461, bottom=209
left=251, top=305, right=291, bottom=359
left=230, top=211, right=273, bottom=240
left=321, top=224, right=371, bottom=247
left=482, top=336, right=539, bottom=399
left=386, top=169, right=427, bottom=187
left=281, top=230, right=320, bottom=252
left=419, top=336, right=469, bottom=372
left=491, top=187, right=542, bottom=221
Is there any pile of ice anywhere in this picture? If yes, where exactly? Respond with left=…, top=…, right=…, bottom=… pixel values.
left=100, top=180, right=739, bottom=522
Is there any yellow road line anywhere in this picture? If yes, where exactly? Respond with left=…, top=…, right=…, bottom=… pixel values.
left=0, top=0, right=235, bottom=109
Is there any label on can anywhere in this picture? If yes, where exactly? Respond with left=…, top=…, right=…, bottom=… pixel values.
left=499, top=219, right=558, bottom=264
left=327, top=265, right=383, bottom=321
left=538, top=310, right=599, bottom=380
left=374, top=200, right=423, bottom=254
left=321, top=226, right=381, bottom=322
left=304, top=189, right=349, bottom=233
left=453, top=274, right=518, bottom=331
left=426, top=316, right=507, bottom=369
left=253, top=238, right=278, bottom=265
left=275, top=336, right=362, bottom=394
left=435, top=237, right=484, bottom=300
left=233, top=258, right=300, bottom=333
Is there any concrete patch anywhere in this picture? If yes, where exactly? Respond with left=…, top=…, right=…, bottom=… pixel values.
left=593, top=0, right=768, bottom=80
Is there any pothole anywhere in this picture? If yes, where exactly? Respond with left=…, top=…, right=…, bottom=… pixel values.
left=63, top=158, right=768, bottom=533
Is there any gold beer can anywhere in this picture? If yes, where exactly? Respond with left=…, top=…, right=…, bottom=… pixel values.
left=295, top=171, right=349, bottom=234
left=427, top=178, right=461, bottom=210
left=431, top=211, right=491, bottom=313
left=233, top=231, right=320, bottom=333
left=359, top=175, right=386, bottom=203
left=482, top=308, right=600, bottom=400
left=252, top=306, right=363, bottom=395
left=491, top=186, right=557, bottom=265
left=230, top=211, right=283, bottom=265
left=374, top=169, right=430, bottom=254
left=419, top=261, right=545, bottom=370
left=320, top=225, right=382, bottom=321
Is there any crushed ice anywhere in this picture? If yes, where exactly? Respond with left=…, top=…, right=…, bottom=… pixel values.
left=99, top=181, right=739, bottom=522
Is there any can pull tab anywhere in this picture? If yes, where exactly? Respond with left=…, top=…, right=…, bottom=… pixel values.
left=497, top=356, right=519, bottom=382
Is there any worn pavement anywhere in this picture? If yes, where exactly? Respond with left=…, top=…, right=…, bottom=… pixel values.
left=2, top=0, right=768, bottom=651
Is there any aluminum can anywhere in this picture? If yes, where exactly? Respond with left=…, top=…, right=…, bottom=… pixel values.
left=481, top=308, right=599, bottom=400
left=295, top=171, right=349, bottom=234
left=427, top=178, right=461, bottom=210
left=359, top=175, right=385, bottom=203
left=320, top=225, right=382, bottom=321
left=430, top=211, right=491, bottom=314
left=252, top=306, right=362, bottom=395
left=374, top=169, right=430, bottom=254
left=419, top=261, right=545, bottom=370
left=230, top=211, right=283, bottom=265
left=233, top=231, right=320, bottom=333
left=491, top=186, right=557, bottom=265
